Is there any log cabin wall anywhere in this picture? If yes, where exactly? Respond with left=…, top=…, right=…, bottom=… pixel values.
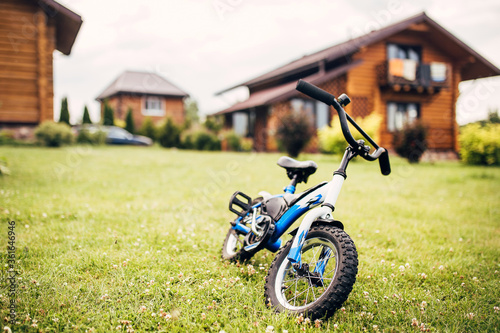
left=0, top=0, right=55, bottom=126
left=347, top=29, right=460, bottom=151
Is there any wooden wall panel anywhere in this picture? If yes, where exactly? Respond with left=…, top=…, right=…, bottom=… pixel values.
left=0, top=0, right=56, bottom=125
left=345, top=29, right=461, bottom=151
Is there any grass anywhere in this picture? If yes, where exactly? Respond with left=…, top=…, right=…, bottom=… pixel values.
left=0, top=146, right=499, bottom=332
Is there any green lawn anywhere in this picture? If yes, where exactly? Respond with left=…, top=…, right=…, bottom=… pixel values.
left=0, top=146, right=499, bottom=332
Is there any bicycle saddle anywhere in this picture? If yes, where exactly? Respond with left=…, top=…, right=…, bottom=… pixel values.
left=277, top=156, right=318, bottom=183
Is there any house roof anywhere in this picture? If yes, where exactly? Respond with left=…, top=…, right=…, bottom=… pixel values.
left=96, top=71, right=190, bottom=101
left=214, top=60, right=362, bottom=115
left=217, top=12, right=500, bottom=98
left=36, top=0, right=83, bottom=55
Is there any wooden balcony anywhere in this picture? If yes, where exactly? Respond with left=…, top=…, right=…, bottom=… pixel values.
left=376, top=61, right=450, bottom=93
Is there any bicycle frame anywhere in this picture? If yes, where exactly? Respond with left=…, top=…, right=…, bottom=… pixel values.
left=230, top=145, right=356, bottom=266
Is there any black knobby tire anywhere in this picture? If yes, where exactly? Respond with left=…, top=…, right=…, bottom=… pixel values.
left=264, top=224, right=358, bottom=320
left=221, top=227, right=254, bottom=262
left=221, top=198, right=263, bottom=262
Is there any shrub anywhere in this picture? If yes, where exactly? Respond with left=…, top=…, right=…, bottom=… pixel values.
left=125, top=108, right=135, bottom=134
left=180, top=130, right=220, bottom=150
left=180, top=132, right=195, bottom=149
left=0, top=130, right=16, bottom=146
left=139, top=117, right=156, bottom=141
left=102, top=100, right=114, bottom=126
left=204, top=116, right=223, bottom=134
left=241, top=137, right=253, bottom=152
left=222, top=130, right=242, bottom=151
left=459, top=123, right=500, bottom=165
left=392, top=120, right=428, bottom=163
left=318, top=113, right=381, bottom=155
left=76, top=127, right=106, bottom=145
left=194, top=131, right=221, bottom=151
left=157, top=118, right=182, bottom=148
left=35, top=121, right=74, bottom=147
left=82, top=105, right=92, bottom=124
left=114, top=118, right=126, bottom=129
left=59, top=97, right=70, bottom=125
left=276, top=111, right=314, bottom=158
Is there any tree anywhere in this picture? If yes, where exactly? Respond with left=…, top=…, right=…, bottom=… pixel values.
left=59, top=97, right=70, bottom=125
left=102, top=100, right=114, bottom=126
left=276, top=111, right=314, bottom=158
left=157, top=117, right=181, bottom=148
left=139, top=117, right=156, bottom=141
left=82, top=105, right=92, bottom=124
left=487, top=108, right=500, bottom=124
left=125, top=107, right=135, bottom=134
left=184, top=98, right=199, bottom=128
left=204, top=116, right=223, bottom=134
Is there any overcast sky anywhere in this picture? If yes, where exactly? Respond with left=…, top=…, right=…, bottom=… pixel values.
left=53, top=0, right=500, bottom=125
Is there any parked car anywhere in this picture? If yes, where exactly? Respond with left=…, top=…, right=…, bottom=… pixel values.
left=105, top=126, right=152, bottom=146
left=73, top=125, right=153, bottom=146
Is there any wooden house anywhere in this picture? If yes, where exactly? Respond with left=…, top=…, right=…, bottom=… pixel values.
left=0, top=0, right=82, bottom=136
left=96, top=71, right=189, bottom=128
left=214, top=13, right=500, bottom=154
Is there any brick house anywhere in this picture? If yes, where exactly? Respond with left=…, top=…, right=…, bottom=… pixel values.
left=96, top=71, right=189, bottom=128
left=0, top=0, right=82, bottom=137
left=214, top=12, right=500, bottom=153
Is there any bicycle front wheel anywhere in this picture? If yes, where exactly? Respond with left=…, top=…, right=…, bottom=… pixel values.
left=264, top=224, right=358, bottom=319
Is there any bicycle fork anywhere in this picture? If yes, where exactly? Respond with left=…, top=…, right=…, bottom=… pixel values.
left=286, top=173, right=345, bottom=266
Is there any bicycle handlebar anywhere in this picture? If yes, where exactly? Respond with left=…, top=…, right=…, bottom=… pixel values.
left=296, top=79, right=391, bottom=175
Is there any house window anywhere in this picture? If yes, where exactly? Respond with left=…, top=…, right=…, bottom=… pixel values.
left=290, top=98, right=330, bottom=129
left=387, top=102, right=419, bottom=132
left=387, top=43, right=421, bottom=62
left=142, top=96, right=165, bottom=116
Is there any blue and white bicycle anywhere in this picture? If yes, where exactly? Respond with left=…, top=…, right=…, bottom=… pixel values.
left=221, top=80, right=391, bottom=319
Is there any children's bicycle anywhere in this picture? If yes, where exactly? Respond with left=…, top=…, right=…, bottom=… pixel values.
left=221, top=80, right=391, bottom=319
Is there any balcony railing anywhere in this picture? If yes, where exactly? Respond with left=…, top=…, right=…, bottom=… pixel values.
left=376, top=61, right=450, bottom=93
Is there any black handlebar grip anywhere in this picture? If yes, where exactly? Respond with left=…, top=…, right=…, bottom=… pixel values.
left=296, top=80, right=336, bottom=106
left=379, top=150, right=391, bottom=176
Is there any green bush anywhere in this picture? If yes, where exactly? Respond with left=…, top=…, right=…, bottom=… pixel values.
left=276, top=111, right=314, bottom=158
left=392, top=120, right=428, bottom=163
left=35, top=121, right=74, bottom=147
left=181, top=130, right=221, bottom=151
left=157, top=118, right=182, bottom=148
left=459, top=123, right=500, bottom=165
left=139, top=117, right=157, bottom=141
left=125, top=108, right=135, bottom=134
left=180, top=132, right=195, bottom=149
left=203, top=116, right=223, bottom=134
left=102, top=100, right=114, bottom=126
left=222, top=130, right=242, bottom=151
left=76, top=127, right=107, bottom=145
left=59, top=97, right=70, bottom=125
left=82, top=105, right=92, bottom=124
left=194, top=131, right=221, bottom=151
left=0, top=130, right=16, bottom=145
left=240, top=137, right=253, bottom=152
left=0, top=130, right=35, bottom=146
left=319, top=113, right=381, bottom=155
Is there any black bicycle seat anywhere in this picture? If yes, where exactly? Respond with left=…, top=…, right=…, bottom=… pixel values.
left=277, top=156, right=318, bottom=183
